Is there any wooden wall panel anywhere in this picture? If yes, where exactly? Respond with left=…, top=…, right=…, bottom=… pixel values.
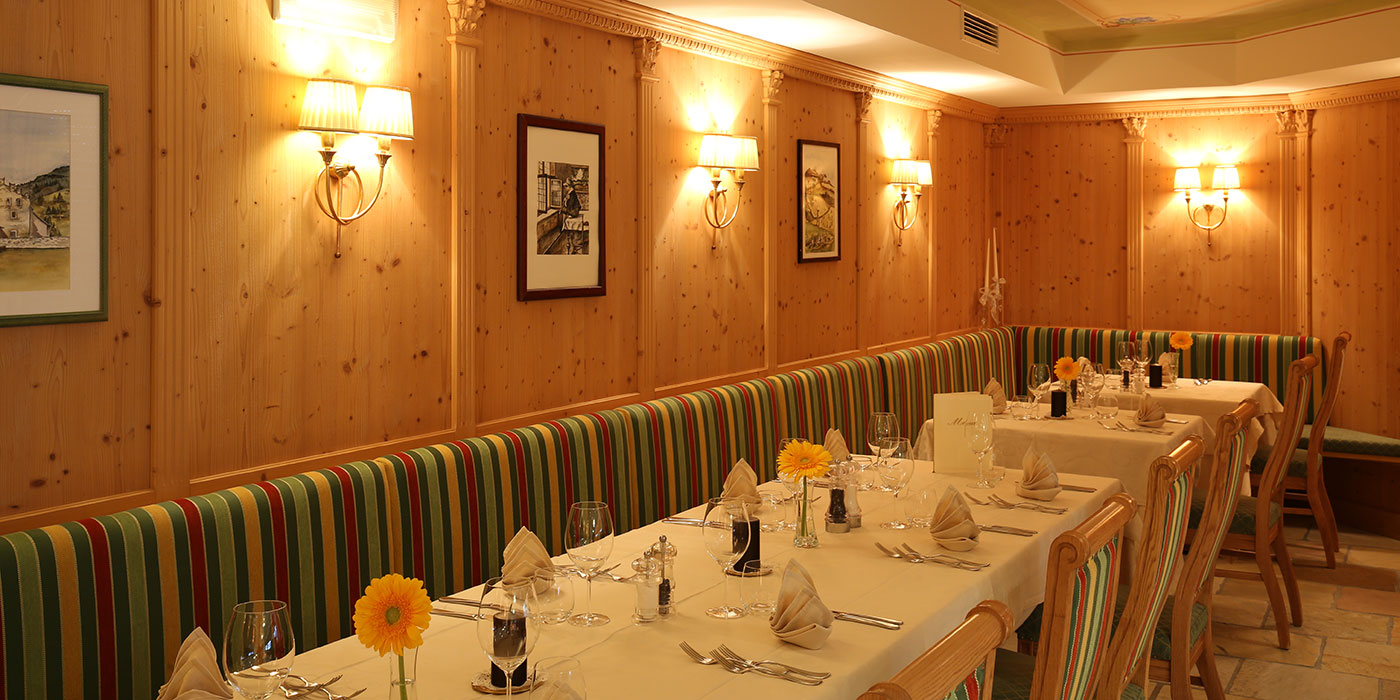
left=1310, top=100, right=1400, bottom=435
left=651, top=48, right=767, bottom=389
left=474, top=10, right=640, bottom=423
left=776, top=78, right=859, bottom=365
left=0, top=0, right=153, bottom=513
left=1001, top=121, right=1128, bottom=328
left=860, top=100, right=932, bottom=348
left=935, top=114, right=989, bottom=333
left=1142, top=114, right=1281, bottom=333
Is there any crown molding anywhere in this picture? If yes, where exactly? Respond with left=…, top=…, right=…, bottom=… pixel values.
left=998, top=94, right=1292, bottom=123
left=1288, top=76, right=1400, bottom=110
left=489, top=0, right=1000, bottom=122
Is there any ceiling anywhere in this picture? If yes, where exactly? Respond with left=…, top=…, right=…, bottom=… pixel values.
left=631, top=0, right=1400, bottom=106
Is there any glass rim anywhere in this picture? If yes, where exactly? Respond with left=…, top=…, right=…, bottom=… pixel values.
left=569, top=500, right=611, bottom=511
left=534, top=655, right=583, bottom=672
left=231, top=600, right=288, bottom=614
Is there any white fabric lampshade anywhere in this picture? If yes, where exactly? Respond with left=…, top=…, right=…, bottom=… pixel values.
left=1173, top=166, right=1202, bottom=191
left=698, top=134, right=759, bottom=171
left=298, top=79, right=359, bottom=134
left=358, top=86, right=414, bottom=140
left=891, top=159, right=933, bottom=186
left=1211, top=164, right=1240, bottom=191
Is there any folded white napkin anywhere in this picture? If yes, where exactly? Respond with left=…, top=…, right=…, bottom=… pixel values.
left=911, top=418, right=935, bottom=461
left=929, top=486, right=980, bottom=551
left=721, top=458, right=763, bottom=506
left=1016, top=449, right=1062, bottom=501
left=1135, top=393, right=1166, bottom=428
left=983, top=378, right=1008, bottom=414
left=823, top=428, right=851, bottom=462
left=769, top=560, right=834, bottom=649
left=157, top=629, right=232, bottom=700
left=502, top=527, right=554, bottom=591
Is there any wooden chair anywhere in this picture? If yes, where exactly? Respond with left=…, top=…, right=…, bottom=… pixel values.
left=1208, top=355, right=1318, bottom=649
left=1145, top=400, right=1260, bottom=700
left=859, top=600, right=1013, bottom=700
left=990, top=493, right=1138, bottom=700
left=1096, top=435, right=1203, bottom=700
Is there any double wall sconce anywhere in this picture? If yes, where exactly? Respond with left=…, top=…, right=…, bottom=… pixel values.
left=890, top=159, right=932, bottom=244
left=1173, top=163, right=1240, bottom=247
left=697, top=133, right=759, bottom=244
left=298, top=78, right=414, bottom=257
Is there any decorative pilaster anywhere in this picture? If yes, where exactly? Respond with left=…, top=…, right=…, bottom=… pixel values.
left=856, top=90, right=874, bottom=351
left=449, top=0, right=485, bottom=432
left=927, top=110, right=942, bottom=336
left=983, top=122, right=1007, bottom=324
left=762, top=70, right=783, bottom=372
left=635, top=38, right=661, bottom=397
left=1122, top=116, right=1148, bottom=330
left=1277, top=108, right=1313, bottom=335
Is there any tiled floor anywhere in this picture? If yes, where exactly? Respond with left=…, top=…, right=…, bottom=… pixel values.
left=1145, top=518, right=1400, bottom=700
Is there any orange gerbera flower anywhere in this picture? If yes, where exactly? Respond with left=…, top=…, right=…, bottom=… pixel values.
left=1170, top=331, right=1193, bottom=350
left=354, top=573, right=432, bottom=657
left=777, top=440, right=833, bottom=481
left=1053, top=356, right=1080, bottom=382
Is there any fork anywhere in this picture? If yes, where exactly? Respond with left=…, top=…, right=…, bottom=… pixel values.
left=899, top=543, right=990, bottom=569
left=715, top=645, right=830, bottom=679
left=679, top=643, right=820, bottom=685
left=875, top=542, right=983, bottom=570
left=283, top=674, right=343, bottom=691
left=988, top=494, right=1067, bottom=514
left=1116, top=419, right=1169, bottom=435
left=283, top=686, right=366, bottom=700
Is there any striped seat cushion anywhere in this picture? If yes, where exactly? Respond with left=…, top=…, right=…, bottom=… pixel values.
left=750, top=356, right=886, bottom=454
left=876, top=328, right=1018, bottom=440
left=1012, top=326, right=1327, bottom=421
left=1297, top=426, right=1400, bottom=458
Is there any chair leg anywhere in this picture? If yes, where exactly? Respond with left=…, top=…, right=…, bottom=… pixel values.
left=1311, top=469, right=1341, bottom=569
left=1255, top=541, right=1292, bottom=649
left=1196, top=627, right=1227, bottom=700
left=1273, top=533, right=1304, bottom=627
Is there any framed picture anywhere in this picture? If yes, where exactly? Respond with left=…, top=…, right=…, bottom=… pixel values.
left=516, top=114, right=605, bottom=301
left=0, top=73, right=107, bottom=327
left=797, top=139, right=840, bottom=263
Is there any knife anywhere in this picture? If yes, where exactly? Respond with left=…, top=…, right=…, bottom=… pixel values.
left=1060, top=483, right=1096, bottom=493
left=429, top=608, right=484, bottom=621
left=831, top=610, right=904, bottom=627
left=979, top=524, right=1037, bottom=537
left=661, top=517, right=706, bottom=526
left=832, top=612, right=902, bottom=630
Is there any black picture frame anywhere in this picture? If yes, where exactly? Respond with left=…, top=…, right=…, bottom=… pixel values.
left=516, top=114, right=606, bottom=301
left=797, top=139, right=840, bottom=263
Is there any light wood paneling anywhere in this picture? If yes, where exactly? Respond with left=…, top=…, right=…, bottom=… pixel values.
left=0, top=0, right=152, bottom=513
left=474, top=10, right=640, bottom=422
left=651, top=48, right=766, bottom=389
left=860, top=99, right=932, bottom=348
left=1001, top=121, right=1128, bottom=328
left=1142, top=114, right=1281, bottom=333
left=776, top=77, right=859, bottom=365
left=935, top=114, right=989, bottom=332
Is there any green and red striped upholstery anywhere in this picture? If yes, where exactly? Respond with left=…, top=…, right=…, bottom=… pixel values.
left=876, top=328, right=1019, bottom=439
left=1011, top=326, right=1327, bottom=420
left=1057, top=536, right=1123, bottom=700
left=1116, top=467, right=1194, bottom=686
left=1190, top=430, right=1249, bottom=599
left=751, top=356, right=886, bottom=457
left=945, top=664, right=987, bottom=700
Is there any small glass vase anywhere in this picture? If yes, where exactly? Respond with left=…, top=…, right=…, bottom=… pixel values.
left=391, top=648, right=418, bottom=700
left=793, top=477, right=819, bottom=548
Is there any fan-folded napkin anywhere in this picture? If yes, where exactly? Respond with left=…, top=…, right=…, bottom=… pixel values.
left=822, top=428, right=851, bottom=462
left=929, top=486, right=980, bottom=551
left=720, top=459, right=762, bottom=506
left=1016, top=450, right=1062, bottom=501
left=769, top=560, right=834, bottom=649
left=983, top=378, right=1008, bottom=414
left=1135, top=393, right=1167, bottom=427
left=156, top=628, right=232, bottom=700
left=502, top=527, right=554, bottom=591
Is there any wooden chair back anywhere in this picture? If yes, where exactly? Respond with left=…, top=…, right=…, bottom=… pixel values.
left=1028, top=493, right=1137, bottom=700
left=1304, top=333, right=1350, bottom=467
left=1184, top=400, right=1261, bottom=600
left=859, top=600, right=1014, bottom=700
left=1257, top=355, right=1320, bottom=515
left=1097, top=436, right=1204, bottom=700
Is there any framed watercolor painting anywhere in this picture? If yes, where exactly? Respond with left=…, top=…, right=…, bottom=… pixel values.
left=797, top=139, right=840, bottom=263
left=516, top=114, right=606, bottom=301
left=0, top=73, right=107, bottom=326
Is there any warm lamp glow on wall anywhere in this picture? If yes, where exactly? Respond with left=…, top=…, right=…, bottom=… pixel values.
left=1173, top=163, right=1239, bottom=247
left=697, top=133, right=759, bottom=244
left=890, top=159, right=932, bottom=243
left=299, top=80, right=413, bottom=257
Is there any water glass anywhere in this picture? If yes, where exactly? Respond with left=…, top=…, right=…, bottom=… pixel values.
left=1095, top=395, right=1119, bottom=420
left=758, top=490, right=791, bottom=532
left=1009, top=394, right=1033, bottom=420
left=223, top=600, right=296, bottom=700
left=740, top=560, right=782, bottom=614
left=905, top=488, right=937, bottom=529
left=533, top=657, right=586, bottom=700
left=531, top=569, right=575, bottom=625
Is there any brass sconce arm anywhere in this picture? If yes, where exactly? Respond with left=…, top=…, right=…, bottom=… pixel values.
left=703, top=167, right=747, bottom=234
left=1181, top=189, right=1231, bottom=247
left=892, top=186, right=922, bottom=237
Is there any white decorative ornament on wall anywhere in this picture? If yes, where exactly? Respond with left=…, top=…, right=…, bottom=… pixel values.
left=273, top=0, right=399, bottom=42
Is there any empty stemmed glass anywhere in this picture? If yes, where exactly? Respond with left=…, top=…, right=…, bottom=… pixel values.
left=1026, top=364, right=1051, bottom=418
left=476, top=577, right=539, bottom=700
left=876, top=437, right=914, bottom=529
left=865, top=414, right=899, bottom=489
left=223, top=600, right=296, bottom=700
left=964, top=412, right=997, bottom=489
left=702, top=497, right=752, bottom=619
left=565, top=501, right=614, bottom=627
left=1135, top=339, right=1154, bottom=376
left=1116, top=340, right=1136, bottom=382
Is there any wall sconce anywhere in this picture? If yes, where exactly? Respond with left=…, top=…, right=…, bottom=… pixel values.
left=697, top=133, right=759, bottom=243
left=299, top=79, right=414, bottom=258
left=890, top=159, right=932, bottom=244
left=1173, top=163, right=1239, bottom=246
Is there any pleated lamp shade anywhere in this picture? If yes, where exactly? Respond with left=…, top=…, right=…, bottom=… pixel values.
left=298, top=79, right=359, bottom=134
left=698, top=134, right=760, bottom=171
left=1211, top=164, right=1240, bottom=191
left=891, top=159, right=933, bottom=186
left=358, top=86, right=415, bottom=140
left=1173, top=166, right=1202, bottom=191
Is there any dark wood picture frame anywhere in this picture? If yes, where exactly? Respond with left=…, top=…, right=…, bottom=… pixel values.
left=797, top=139, right=841, bottom=263
left=516, top=113, right=606, bottom=301
left=0, top=72, right=108, bottom=326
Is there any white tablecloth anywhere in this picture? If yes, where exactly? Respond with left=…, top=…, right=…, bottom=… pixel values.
left=284, top=466, right=1123, bottom=699
left=1101, top=379, right=1283, bottom=464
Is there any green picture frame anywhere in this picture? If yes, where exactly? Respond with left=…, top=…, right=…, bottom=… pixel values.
left=0, top=72, right=108, bottom=327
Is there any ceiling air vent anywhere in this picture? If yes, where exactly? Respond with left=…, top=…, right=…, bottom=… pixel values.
left=962, top=7, right=999, bottom=51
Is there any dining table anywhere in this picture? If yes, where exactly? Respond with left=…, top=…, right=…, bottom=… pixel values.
left=1099, top=378, right=1284, bottom=464
left=284, top=464, right=1124, bottom=699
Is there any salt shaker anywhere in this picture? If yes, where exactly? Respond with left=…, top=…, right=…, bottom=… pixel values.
left=632, top=555, right=662, bottom=623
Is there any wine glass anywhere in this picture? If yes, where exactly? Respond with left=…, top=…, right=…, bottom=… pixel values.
left=964, top=412, right=996, bottom=489
left=533, top=657, right=586, bottom=700
left=1135, top=339, right=1154, bottom=374
left=1116, top=340, right=1136, bottom=376
left=531, top=570, right=575, bottom=625
left=476, top=577, right=539, bottom=700
left=702, top=496, right=752, bottom=619
left=223, top=600, right=296, bottom=700
left=1026, top=364, right=1051, bottom=417
left=565, top=501, right=614, bottom=627
left=876, top=437, right=914, bottom=529
left=865, top=413, right=899, bottom=469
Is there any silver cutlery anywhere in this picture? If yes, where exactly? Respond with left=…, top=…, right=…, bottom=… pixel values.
left=284, top=686, right=366, bottom=700
left=899, top=543, right=990, bottom=569
left=1016, top=480, right=1094, bottom=494
left=1116, top=419, right=1170, bottom=435
left=832, top=612, right=902, bottom=630
left=661, top=517, right=707, bottom=526
left=979, top=524, right=1037, bottom=537
left=1193, top=378, right=1212, bottom=386
left=429, top=608, right=484, bottom=621
left=1165, top=418, right=1189, bottom=424
left=283, top=674, right=342, bottom=692
left=987, top=493, right=1067, bottom=514
left=830, top=610, right=904, bottom=627
left=679, top=642, right=821, bottom=685
left=874, top=542, right=984, bottom=570
left=714, top=645, right=831, bottom=679
left=438, top=596, right=505, bottom=611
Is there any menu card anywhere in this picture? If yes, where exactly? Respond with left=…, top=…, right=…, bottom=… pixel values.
left=932, top=392, right=994, bottom=476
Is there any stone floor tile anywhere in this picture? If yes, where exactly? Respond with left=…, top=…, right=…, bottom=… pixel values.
left=1293, top=561, right=1400, bottom=590
left=1264, top=603, right=1391, bottom=643
left=1349, top=547, right=1400, bottom=571
left=1212, top=623, right=1322, bottom=666
left=1323, top=638, right=1400, bottom=681
left=1229, top=658, right=1378, bottom=699
left=1392, top=625, right=1400, bottom=647
left=1329, top=526, right=1400, bottom=552
left=1382, top=679, right=1400, bottom=700
left=1212, top=595, right=1269, bottom=627
left=1340, top=587, right=1400, bottom=617
left=1217, top=576, right=1338, bottom=608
